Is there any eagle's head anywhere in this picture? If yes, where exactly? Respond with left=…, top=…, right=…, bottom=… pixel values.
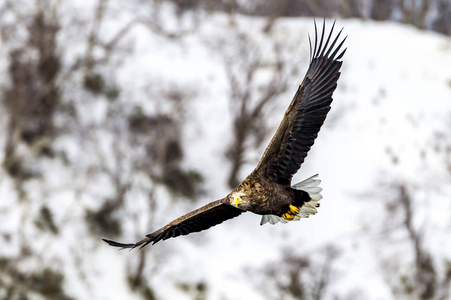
left=229, top=177, right=263, bottom=211
left=229, top=192, right=251, bottom=211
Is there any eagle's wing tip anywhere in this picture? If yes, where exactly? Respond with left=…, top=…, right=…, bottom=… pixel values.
left=102, top=238, right=136, bottom=250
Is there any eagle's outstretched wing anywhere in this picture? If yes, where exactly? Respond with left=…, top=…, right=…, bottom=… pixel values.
left=103, top=198, right=242, bottom=249
left=255, top=20, right=346, bottom=185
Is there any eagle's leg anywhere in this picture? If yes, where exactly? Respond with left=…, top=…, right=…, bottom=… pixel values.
left=289, top=205, right=300, bottom=214
left=282, top=205, right=300, bottom=221
left=282, top=213, right=294, bottom=220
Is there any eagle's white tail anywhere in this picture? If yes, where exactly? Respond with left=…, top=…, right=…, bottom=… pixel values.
left=260, top=174, right=323, bottom=225
left=292, top=174, right=322, bottom=200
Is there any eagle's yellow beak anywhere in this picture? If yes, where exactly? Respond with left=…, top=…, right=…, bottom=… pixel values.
left=233, top=195, right=243, bottom=207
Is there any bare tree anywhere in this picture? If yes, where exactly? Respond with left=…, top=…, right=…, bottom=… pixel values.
left=372, top=182, right=451, bottom=300
left=370, top=0, right=393, bottom=20
left=399, top=0, right=431, bottom=29
left=432, top=0, right=451, bottom=35
left=1, top=0, right=61, bottom=186
left=250, top=245, right=341, bottom=300
left=338, top=0, right=365, bottom=19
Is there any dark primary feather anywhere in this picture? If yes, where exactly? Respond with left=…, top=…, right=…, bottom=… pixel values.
left=103, top=198, right=243, bottom=249
left=255, top=20, right=346, bottom=185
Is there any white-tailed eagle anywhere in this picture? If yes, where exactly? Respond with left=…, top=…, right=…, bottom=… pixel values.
left=103, top=20, right=346, bottom=250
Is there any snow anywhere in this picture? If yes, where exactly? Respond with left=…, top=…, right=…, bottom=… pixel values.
left=0, top=3, right=450, bottom=299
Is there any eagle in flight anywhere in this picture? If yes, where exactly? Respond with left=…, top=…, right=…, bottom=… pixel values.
left=103, top=20, right=346, bottom=250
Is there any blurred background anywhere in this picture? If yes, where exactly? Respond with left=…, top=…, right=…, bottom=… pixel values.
left=0, top=0, right=450, bottom=299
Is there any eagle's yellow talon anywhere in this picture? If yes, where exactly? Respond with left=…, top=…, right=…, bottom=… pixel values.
left=289, top=205, right=300, bottom=215
left=282, top=212, right=295, bottom=221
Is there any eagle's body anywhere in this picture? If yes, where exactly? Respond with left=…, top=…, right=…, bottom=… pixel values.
left=228, top=172, right=310, bottom=216
left=103, top=20, right=346, bottom=250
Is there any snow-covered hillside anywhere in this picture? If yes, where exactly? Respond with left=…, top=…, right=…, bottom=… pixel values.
left=0, top=2, right=450, bottom=300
